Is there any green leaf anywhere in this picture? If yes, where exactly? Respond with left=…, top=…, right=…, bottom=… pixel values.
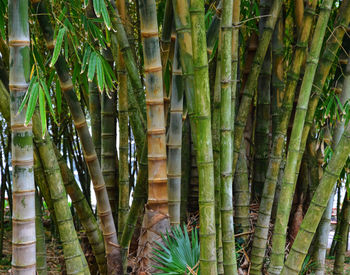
left=50, top=28, right=66, bottom=67
left=96, top=56, right=105, bottom=92
left=81, top=46, right=92, bottom=73
left=93, top=0, right=101, bottom=17
left=100, top=1, right=111, bottom=30
left=88, top=51, right=97, bottom=81
left=39, top=86, right=47, bottom=137
left=25, top=82, right=39, bottom=126
left=40, top=79, right=57, bottom=123
left=18, top=75, right=37, bottom=115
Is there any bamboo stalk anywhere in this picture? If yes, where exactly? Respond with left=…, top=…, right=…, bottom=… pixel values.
left=213, top=38, right=223, bottom=275
left=33, top=115, right=88, bottom=274
left=280, top=124, right=350, bottom=274
left=294, top=0, right=350, bottom=204
left=271, top=12, right=284, bottom=139
left=109, top=2, right=146, bottom=126
left=167, top=40, right=184, bottom=226
left=35, top=193, right=47, bottom=275
left=333, top=192, right=350, bottom=274
left=234, top=145, right=250, bottom=239
left=30, top=1, right=123, bottom=272
left=253, top=0, right=272, bottom=200
left=180, top=117, right=191, bottom=224
left=101, top=49, right=118, bottom=226
left=249, top=1, right=317, bottom=271
left=117, top=0, right=130, bottom=244
left=189, top=0, right=217, bottom=272
left=136, top=0, right=170, bottom=271
left=219, top=0, right=237, bottom=273
left=269, top=0, right=334, bottom=272
left=232, top=0, right=282, bottom=178
left=9, top=1, right=36, bottom=273
left=54, top=148, right=107, bottom=275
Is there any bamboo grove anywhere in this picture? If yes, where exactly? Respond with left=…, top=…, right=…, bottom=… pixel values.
left=0, top=0, right=350, bottom=274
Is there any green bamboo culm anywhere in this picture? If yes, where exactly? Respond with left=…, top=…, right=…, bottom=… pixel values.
left=167, top=40, right=184, bottom=226
left=232, top=0, right=282, bottom=177
left=219, top=0, right=237, bottom=273
left=85, top=2, right=102, bottom=164
left=8, top=0, right=36, bottom=273
left=101, top=48, right=117, bottom=226
left=249, top=1, right=317, bottom=272
left=54, top=148, right=107, bottom=275
left=31, top=2, right=123, bottom=272
left=253, top=0, right=272, bottom=200
left=233, top=145, right=250, bottom=238
left=117, top=0, right=130, bottom=243
left=280, top=126, right=350, bottom=274
left=33, top=115, right=88, bottom=274
left=108, top=1, right=146, bottom=125
left=88, top=81, right=101, bottom=163
left=293, top=0, right=350, bottom=207
left=35, top=193, right=47, bottom=275
left=269, top=0, right=334, bottom=272
left=213, top=39, right=223, bottom=275
left=136, top=0, right=170, bottom=271
left=189, top=0, right=217, bottom=272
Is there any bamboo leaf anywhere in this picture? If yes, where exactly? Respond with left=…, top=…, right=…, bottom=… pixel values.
left=81, top=46, right=92, bottom=73
left=50, top=28, right=66, bottom=67
left=40, top=79, right=57, bottom=124
left=88, top=52, right=97, bottom=81
left=93, top=0, right=101, bottom=17
left=18, top=75, right=37, bottom=115
left=100, top=1, right=111, bottom=30
left=39, top=86, right=47, bottom=137
left=96, top=56, right=105, bottom=92
left=25, top=82, right=39, bottom=125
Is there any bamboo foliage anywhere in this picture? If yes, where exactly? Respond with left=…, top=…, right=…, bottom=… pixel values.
left=8, top=1, right=36, bottom=273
